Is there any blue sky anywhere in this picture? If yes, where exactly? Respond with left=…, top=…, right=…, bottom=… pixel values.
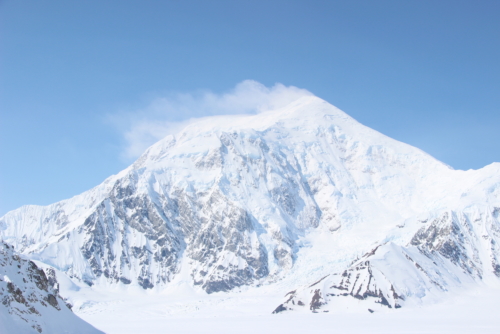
left=1, top=0, right=499, bottom=216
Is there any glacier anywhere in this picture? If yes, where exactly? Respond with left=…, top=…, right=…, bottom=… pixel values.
left=1, top=95, right=499, bottom=318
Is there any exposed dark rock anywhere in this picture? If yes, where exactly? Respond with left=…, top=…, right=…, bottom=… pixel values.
left=310, top=289, right=324, bottom=311
left=120, top=277, right=132, bottom=284
left=46, top=293, right=60, bottom=309
left=309, top=275, right=329, bottom=288
left=272, top=304, right=288, bottom=314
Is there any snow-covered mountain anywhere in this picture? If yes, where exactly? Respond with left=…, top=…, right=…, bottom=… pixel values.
left=1, top=96, right=499, bottom=310
left=0, top=241, right=103, bottom=333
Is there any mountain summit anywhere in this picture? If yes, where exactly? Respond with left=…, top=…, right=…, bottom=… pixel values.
left=1, top=96, right=499, bottom=311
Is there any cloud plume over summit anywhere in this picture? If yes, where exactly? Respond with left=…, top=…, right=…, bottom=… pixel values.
left=110, top=80, right=313, bottom=159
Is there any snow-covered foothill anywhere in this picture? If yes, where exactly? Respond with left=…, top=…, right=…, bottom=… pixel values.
left=0, top=242, right=103, bottom=333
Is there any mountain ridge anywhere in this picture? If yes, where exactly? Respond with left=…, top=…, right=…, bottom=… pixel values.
left=1, top=96, right=499, bottom=308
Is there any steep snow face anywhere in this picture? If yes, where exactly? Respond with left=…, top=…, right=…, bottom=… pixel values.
left=1, top=96, right=499, bottom=297
left=0, top=242, right=103, bottom=334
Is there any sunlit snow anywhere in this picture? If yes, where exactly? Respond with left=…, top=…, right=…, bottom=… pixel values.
left=1, top=96, right=499, bottom=333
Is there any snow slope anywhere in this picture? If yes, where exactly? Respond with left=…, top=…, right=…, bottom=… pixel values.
left=0, top=242, right=103, bottom=333
left=1, top=96, right=499, bottom=311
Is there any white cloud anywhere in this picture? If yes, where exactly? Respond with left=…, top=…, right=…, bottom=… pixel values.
left=110, top=80, right=313, bottom=159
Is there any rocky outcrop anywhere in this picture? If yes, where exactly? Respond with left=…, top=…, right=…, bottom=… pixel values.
left=0, top=242, right=102, bottom=333
left=274, top=208, right=500, bottom=313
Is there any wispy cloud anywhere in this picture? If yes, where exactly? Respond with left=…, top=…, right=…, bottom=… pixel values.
left=109, top=80, right=313, bottom=159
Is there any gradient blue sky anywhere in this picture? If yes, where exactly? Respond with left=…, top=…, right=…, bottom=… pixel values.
left=1, top=0, right=499, bottom=216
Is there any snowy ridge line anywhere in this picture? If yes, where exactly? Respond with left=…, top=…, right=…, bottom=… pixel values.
left=0, top=96, right=499, bottom=306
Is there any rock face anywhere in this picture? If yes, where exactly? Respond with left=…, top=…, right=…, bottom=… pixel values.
left=0, top=242, right=103, bottom=333
left=274, top=209, right=500, bottom=312
left=0, top=96, right=499, bottom=301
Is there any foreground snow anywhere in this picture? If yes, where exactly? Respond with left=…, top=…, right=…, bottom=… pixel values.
left=73, top=283, right=500, bottom=334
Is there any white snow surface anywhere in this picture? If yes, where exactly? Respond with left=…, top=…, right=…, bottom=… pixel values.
left=1, top=96, right=500, bottom=332
left=0, top=242, right=103, bottom=334
left=72, top=283, right=500, bottom=334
